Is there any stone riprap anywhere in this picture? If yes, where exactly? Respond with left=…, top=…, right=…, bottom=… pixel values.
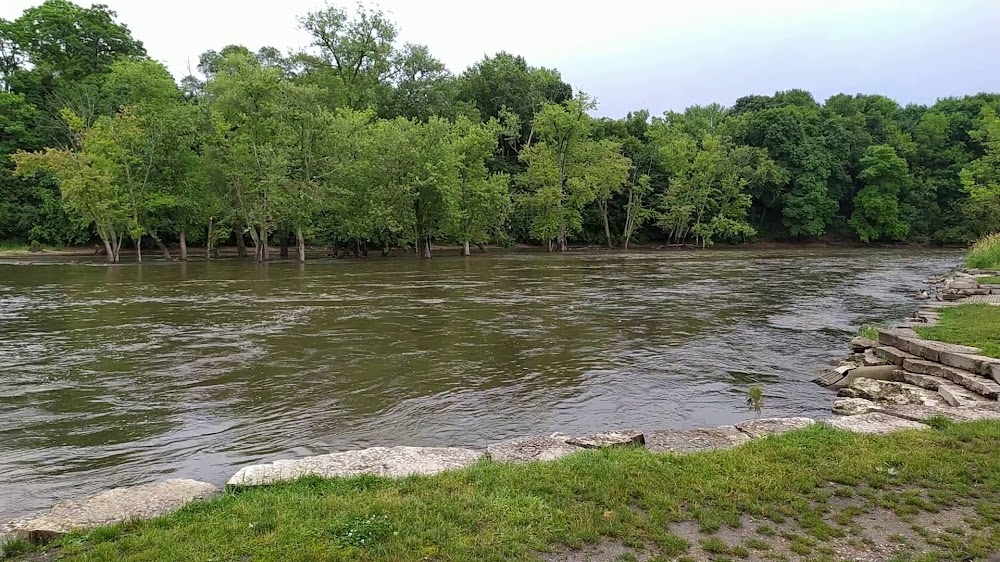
left=5, top=479, right=218, bottom=543
left=825, top=413, right=928, bottom=434
left=486, top=436, right=583, bottom=463
left=645, top=426, right=750, bottom=453
left=227, top=446, right=482, bottom=487
left=565, top=430, right=644, bottom=449
left=820, top=267, right=1000, bottom=437
left=735, top=417, right=815, bottom=438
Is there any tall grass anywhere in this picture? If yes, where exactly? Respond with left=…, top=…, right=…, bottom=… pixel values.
left=966, top=233, right=1000, bottom=270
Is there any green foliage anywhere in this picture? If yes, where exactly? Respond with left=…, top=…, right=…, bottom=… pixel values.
left=850, top=144, right=912, bottom=242
left=1, top=1, right=999, bottom=253
left=966, top=233, right=1000, bottom=270
left=746, top=384, right=765, bottom=416
left=857, top=324, right=880, bottom=341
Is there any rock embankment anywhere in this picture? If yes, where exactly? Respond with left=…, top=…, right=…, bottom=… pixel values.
left=2, top=418, right=822, bottom=543
left=817, top=268, right=1000, bottom=429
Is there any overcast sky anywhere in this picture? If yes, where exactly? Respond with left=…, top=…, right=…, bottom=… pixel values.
left=5, top=0, right=1000, bottom=117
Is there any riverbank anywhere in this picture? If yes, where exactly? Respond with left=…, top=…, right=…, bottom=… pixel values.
left=4, top=421, right=1000, bottom=561
left=0, top=240, right=967, bottom=261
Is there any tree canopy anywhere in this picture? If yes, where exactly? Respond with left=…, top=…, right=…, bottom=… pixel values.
left=3, top=0, right=999, bottom=262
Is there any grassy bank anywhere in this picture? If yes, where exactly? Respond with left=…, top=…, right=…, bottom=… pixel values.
left=915, top=304, right=1000, bottom=358
left=6, top=422, right=1000, bottom=562
left=967, top=234, right=1000, bottom=270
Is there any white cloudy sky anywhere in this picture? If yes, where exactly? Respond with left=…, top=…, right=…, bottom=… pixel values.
left=4, top=0, right=1000, bottom=116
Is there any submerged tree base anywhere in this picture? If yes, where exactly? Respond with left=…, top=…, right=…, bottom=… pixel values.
left=8, top=422, right=1000, bottom=561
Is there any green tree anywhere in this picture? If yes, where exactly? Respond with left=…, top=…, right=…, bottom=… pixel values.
left=450, top=117, right=511, bottom=255
left=849, top=144, right=911, bottom=242
left=519, top=94, right=629, bottom=251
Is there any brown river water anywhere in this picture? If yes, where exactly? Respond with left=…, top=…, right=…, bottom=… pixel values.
left=0, top=248, right=961, bottom=520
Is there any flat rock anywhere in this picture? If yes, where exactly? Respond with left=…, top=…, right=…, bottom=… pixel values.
left=863, top=349, right=886, bottom=366
left=735, top=417, right=815, bottom=438
left=565, top=430, right=644, bottom=449
left=874, top=346, right=917, bottom=365
left=7, top=479, right=219, bottom=543
left=646, top=426, right=750, bottom=454
left=228, top=446, right=482, bottom=486
left=903, top=358, right=1000, bottom=399
left=850, top=377, right=947, bottom=406
left=850, top=336, right=876, bottom=353
left=824, top=413, right=927, bottom=435
left=873, top=403, right=1000, bottom=423
left=486, top=437, right=582, bottom=463
left=833, top=397, right=878, bottom=416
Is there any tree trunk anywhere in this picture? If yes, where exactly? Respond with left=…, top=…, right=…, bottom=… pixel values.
left=295, top=227, right=305, bottom=263
left=546, top=239, right=554, bottom=253
left=601, top=201, right=613, bottom=248
left=475, top=242, right=487, bottom=254
left=421, top=237, right=432, bottom=259
left=235, top=221, right=247, bottom=258
left=102, top=237, right=115, bottom=263
left=461, top=239, right=471, bottom=256
left=150, top=231, right=172, bottom=261
left=279, top=233, right=289, bottom=258
left=135, top=235, right=143, bottom=263
left=206, top=218, right=214, bottom=260
left=179, top=229, right=188, bottom=261
left=260, top=228, right=269, bottom=262
left=557, top=225, right=567, bottom=252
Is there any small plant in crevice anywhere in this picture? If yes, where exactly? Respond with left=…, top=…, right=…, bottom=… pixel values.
left=746, top=384, right=765, bottom=417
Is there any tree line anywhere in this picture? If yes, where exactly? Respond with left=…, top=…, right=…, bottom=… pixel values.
left=2, top=1, right=1000, bottom=262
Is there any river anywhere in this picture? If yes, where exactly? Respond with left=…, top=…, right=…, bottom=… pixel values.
left=0, top=248, right=961, bottom=520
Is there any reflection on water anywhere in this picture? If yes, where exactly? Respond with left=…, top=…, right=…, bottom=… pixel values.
left=0, top=249, right=960, bottom=518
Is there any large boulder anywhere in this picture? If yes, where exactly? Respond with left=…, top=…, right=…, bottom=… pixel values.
left=825, top=413, right=927, bottom=435
left=850, top=377, right=946, bottom=406
left=565, top=430, right=644, bottom=449
left=832, top=397, right=878, bottom=416
left=645, top=426, right=750, bottom=454
left=7, top=479, right=219, bottom=543
left=228, top=446, right=482, bottom=487
left=486, top=437, right=583, bottom=463
left=735, top=417, right=815, bottom=438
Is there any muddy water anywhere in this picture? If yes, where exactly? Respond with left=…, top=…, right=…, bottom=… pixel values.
left=0, top=249, right=960, bottom=519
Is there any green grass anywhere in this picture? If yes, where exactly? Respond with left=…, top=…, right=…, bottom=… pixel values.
left=8, top=422, right=1000, bottom=561
left=857, top=324, right=880, bottom=341
left=977, top=276, right=1000, bottom=285
left=914, top=304, right=1000, bottom=358
left=967, top=233, right=1000, bottom=270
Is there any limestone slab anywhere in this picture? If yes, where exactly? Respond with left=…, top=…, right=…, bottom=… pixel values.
left=850, top=377, right=947, bottom=406
left=735, top=417, right=815, bottom=438
left=874, top=346, right=916, bottom=365
left=903, top=358, right=1000, bottom=399
left=7, top=479, right=218, bottom=543
left=645, top=426, right=750, bottom=454
left=486, top=437, right=582, bottom=463
left=850, top=336, right=876, bottom=353
left=565, top=430, right=644, bottom=449
left=873, top=403, right=1000, bottom=423
left=228, top=446, right=482, bottom=486
left=832, top=397, right=878, bottom=416
left=824, top=413, right=927, bottom=435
